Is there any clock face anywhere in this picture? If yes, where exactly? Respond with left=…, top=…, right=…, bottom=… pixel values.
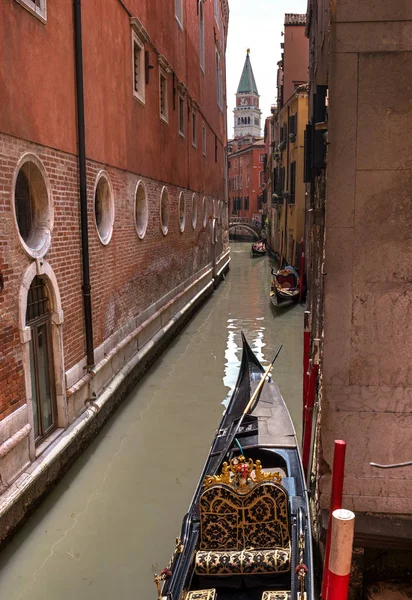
left=241, top=98, right=247, bottom=106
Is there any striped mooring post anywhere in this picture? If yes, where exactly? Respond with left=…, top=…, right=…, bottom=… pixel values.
left=328, top=509, right=355, bottom=600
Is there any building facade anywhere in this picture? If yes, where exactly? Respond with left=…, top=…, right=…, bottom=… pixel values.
left=266, top=14, right=308, bottom=267
left=0, top=0, right=229, bottom=539
left=228, top=137, right=266, bottom=227
left=305, top=0, right=412, bottom=589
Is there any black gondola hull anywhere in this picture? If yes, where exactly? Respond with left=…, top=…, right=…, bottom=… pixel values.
left=160, top=335, right=314, bottom=600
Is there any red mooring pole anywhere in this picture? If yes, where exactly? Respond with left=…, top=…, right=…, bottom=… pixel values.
left=302, top=338, right=320, bottom=476
left=328, top=509, right=355, bottom=600
left=301, top=362, right=318, bottom=476
left=302, top=311, right=310, bottom=430
left=321, top=440, right=347, bottom=600
left=299, top=238, right=305, bottom=302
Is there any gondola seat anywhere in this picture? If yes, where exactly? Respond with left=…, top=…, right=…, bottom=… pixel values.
left=195, top=465, right=290, bottom=579
left=186, top=590, right=216, bottom=600
left=276, top=273, right=296, bottom=290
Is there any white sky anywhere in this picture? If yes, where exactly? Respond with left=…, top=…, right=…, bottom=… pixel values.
left=226, top=0, right=308, bottom=138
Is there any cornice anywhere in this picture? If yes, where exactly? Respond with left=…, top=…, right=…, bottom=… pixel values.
left=177, top=81, right=188, bottom=96
left=158, top=54, right=172, bottom=74
left=130, top=17, right=150, bottom=43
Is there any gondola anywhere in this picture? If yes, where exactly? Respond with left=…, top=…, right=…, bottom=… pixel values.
left=154, top=334, right=314, bottom=600
left=251, top=241, right=266, bottom=257
left=270, top=260, right=300, bottom=307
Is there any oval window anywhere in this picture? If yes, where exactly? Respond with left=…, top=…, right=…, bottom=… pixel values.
left=13, top=155, right=53, bottom=258
left=160, top=186, right=169, bottom=235
left=94, top=172, right=114, bottom=245
left=135, top=180, right=148, bottom=239
left=202, top=197, right=207, bottom=228
left=191, top=193, right=197, bottom=229
left=178, top=191, right=185, bottom=233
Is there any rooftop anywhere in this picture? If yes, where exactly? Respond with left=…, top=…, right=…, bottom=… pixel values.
left=285, top=14, right=306, bottom=26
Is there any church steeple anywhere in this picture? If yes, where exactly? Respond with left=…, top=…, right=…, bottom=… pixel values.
left=237, top=50, right=259, bottom=95
left=233, top=50, right=261, bottom=138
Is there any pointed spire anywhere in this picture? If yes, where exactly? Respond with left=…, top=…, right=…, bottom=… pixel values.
left=237, top=50, right=258, bottom=95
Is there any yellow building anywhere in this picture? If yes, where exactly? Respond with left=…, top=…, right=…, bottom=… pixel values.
left=273, top=85, right=308, bottom=267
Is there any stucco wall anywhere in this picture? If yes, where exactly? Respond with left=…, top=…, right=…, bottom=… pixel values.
left=320, top=0, right=412, bottom=514
left=283, top=24, right=309, bottom=105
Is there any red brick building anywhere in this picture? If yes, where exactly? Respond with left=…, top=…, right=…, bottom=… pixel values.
left=228, top=136, right=266, bottom=226
left=0, top=0, right=229, bottom=528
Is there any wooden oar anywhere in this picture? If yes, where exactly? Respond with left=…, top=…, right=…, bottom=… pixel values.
left=222, top=344, right=283, bottom=459
left=244, top=344, right=283, bottom=415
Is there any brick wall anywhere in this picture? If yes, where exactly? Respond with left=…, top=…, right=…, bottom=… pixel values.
left=0, top=132, right=224, bottom=422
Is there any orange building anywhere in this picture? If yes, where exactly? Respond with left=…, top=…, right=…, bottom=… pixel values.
left=0, top=0, right=229, bottom=537
left=228, top=137, right=266, bottom=226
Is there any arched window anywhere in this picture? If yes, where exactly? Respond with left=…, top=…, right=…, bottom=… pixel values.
left=248, top=117, right=250, bottom=124
left=26, top=276, right=56, bottom=443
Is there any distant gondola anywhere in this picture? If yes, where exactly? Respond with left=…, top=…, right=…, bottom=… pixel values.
left=154, top=333, right=314, bottom=600
left=251, top=241, right=266, bottom=257
left=270, top=260, right=300, bottom=307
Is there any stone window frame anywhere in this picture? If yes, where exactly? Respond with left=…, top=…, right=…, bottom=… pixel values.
left=191, top=99, right=199, bottom=149
left=158, top=55, right=172, bottom=124
left=175, top=0, right=183, bottom=30
left=178, top=92, right=185, bottom=137
left=132, top=31, right=145, bottom=105
left=215, top=44, right=223, bottom=110
left=134, top=179, right=148, bottom=240
left=178, top=191, right=186, bottom=233
left=199, top=0, right=205, bottom=73
left=12, top=152, right=54, bottom=260
left=191, top=193, right=198, bottom=230
left=18, top=261, right=66, bottom=462
left=160, top=186, right=169, bottom=236
left=14, top=0, right=46, bottom=23
left=93, top=171, right=115, bottom=246
left=130, top=18, right=150, bottom=105
left=202, top=122, right=207, bottom=157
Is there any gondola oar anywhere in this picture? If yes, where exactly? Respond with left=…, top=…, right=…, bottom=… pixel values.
left=221, top=344, right=283, bottom=459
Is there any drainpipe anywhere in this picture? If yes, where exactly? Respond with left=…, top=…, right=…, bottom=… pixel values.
left=74, top=0, right=95, bottom=368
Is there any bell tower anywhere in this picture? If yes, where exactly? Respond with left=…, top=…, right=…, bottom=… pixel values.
left=233, top=50, right=261, bottom=138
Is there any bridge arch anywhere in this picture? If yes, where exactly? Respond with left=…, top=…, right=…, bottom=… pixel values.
left=228, top=222, right=260, bottom=240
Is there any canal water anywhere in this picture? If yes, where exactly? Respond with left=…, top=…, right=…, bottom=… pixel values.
left=0, top=242, right=304, bottom=600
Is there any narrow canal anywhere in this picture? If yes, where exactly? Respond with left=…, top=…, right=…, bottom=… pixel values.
left=0, top=243, right=304, bottom=600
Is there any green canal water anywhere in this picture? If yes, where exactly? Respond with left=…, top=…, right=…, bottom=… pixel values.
left=0, top=242, right=304, bottom=600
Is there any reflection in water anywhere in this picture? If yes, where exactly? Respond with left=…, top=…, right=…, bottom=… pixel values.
left=0, top=242, right=304, bottom=600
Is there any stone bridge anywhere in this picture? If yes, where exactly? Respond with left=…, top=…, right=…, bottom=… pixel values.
left=228, top=217, right=261, bottom=240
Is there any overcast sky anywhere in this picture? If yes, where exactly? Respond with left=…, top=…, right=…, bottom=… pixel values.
left=226, top=0, right=308, bottom=138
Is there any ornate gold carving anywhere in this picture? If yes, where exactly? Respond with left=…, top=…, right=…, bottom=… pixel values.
left=153, top=538, right=184, bottom=599
left=204, top=455, right=282, bottom=490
